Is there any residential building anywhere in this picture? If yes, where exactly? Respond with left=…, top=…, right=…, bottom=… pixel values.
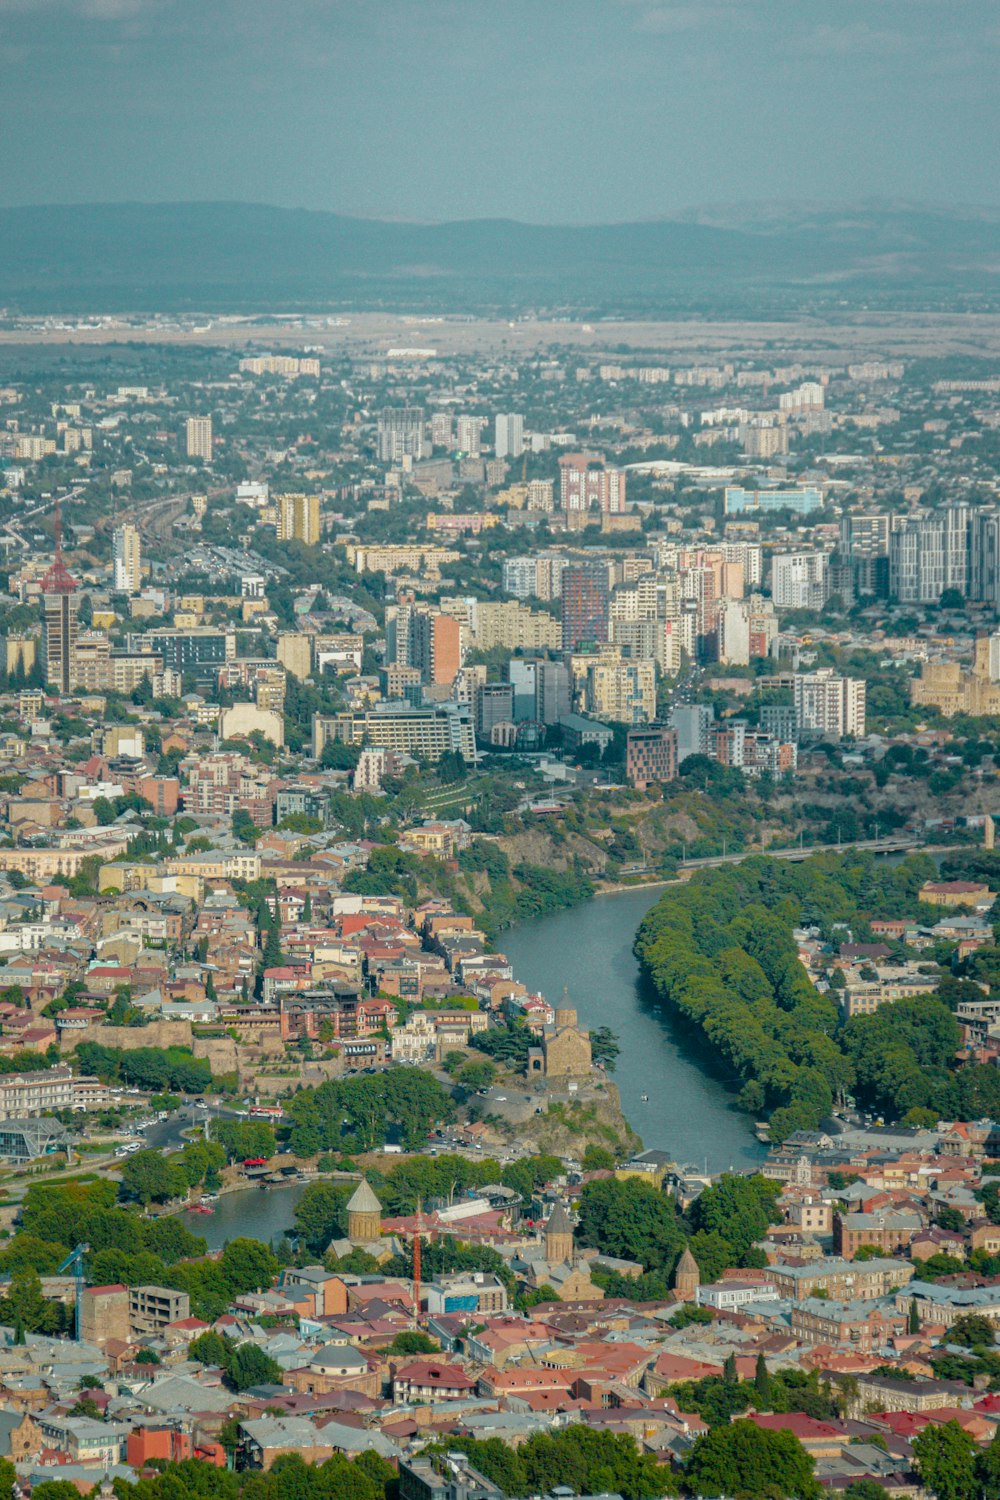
left=794, top=669, right=866, bottom=740
left=41, top=544, right=79, bottom=693
left=378, top=407, right=427, bottom=463
left=670, top=703, right=714, bottom=763
left=456, top=415, right=482, bottom=456
left=771, top=552, right=829, bottom=611
left=559, top=454, right=627, bottom=514
left=494, top=413, right=524, bottom=459
left=185, top=416, right=212, bottom=461
left=888, top=506, right=970, bottom=603
left=112, top=523, right=142, bottom=594
left=276, top=492, right=321, bottom=546
left=561, top=565, right=609, bottom=651
left=584, top=654, right=656, bottom=724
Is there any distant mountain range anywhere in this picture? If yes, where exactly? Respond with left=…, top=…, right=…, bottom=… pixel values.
left=1, top=200, right=999, bottom=313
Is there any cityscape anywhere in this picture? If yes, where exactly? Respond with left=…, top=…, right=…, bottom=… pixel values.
left=1, top=4, right=1000, bottom=1500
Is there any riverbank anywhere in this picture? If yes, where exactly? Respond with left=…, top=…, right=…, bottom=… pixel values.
left=503, top=886, right=766, bottom=1171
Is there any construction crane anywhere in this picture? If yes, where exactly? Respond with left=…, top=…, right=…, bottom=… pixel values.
left=57, top=1244, right=88, bottom=1342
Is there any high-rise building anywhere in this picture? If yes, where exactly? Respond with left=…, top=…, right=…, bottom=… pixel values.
left=495, top=413, right=524, bottom=459
left=794, top=669, right=866, bottom=740
left=112, top=522, right=142, bottom=594
left=388, top=606, right=462, bottom=687
left=559, top=454, right=627, bottom=514
left=276, top=493, right=321, bottom=546
left=969, top=510, right=1000, bottom=607
left=377, top=408, right=427, bottom=463
left=276, top=633, right=312, bottom=681
left=185, top=416, right=213, bottom=461
left=771, top=552, right=829, bottom=611
left=430, top=412, right=454, bottom=449
left=456, top=415, right=482, bottom=456
left=888, top=507, right=969, bottom=604
left=477, top=682, right=515, bottom=738
left=561, top=565, right=609, bottom=652
left=41, top=509, right=79, bottom=693
left=670, top=704, right=714, bottom=763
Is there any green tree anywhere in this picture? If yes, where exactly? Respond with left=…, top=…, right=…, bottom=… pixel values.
left=119, top=1149, right=187, bottom=1206
left=576, top=1176, right=685, bottom=1273
left=223, top=1341, right=283, bottom=1392
left=913, top=1420, right=979, bottom=1500
left=220, top=1238, right=279, bottom=1295
left=685, top=1418, right=821, bottom=1500
left=949, top=1313, right=996, bottom=1349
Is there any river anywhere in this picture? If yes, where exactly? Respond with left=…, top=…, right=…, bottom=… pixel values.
left=502, top=886, right=766, bottom=1173
left=184, top=886, right=764, bottom=1247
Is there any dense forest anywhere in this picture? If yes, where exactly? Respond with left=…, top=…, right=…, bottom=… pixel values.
left=635, top=851, right=1000, bottom=1138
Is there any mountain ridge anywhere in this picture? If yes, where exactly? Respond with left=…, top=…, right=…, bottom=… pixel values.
left=1, top=200, right=998, bottom=314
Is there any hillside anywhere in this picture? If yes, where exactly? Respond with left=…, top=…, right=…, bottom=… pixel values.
left=2, top=201, right=999, bottom=313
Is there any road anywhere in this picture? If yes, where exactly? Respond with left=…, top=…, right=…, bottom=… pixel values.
left=614, top=835, right=958, bottom=881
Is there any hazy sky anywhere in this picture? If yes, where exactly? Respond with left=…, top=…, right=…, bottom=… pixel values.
left=1, top=0, right=997, bottom=221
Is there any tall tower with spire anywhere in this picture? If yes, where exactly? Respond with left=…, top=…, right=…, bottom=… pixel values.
left=40, top=497, right=78, bottom=693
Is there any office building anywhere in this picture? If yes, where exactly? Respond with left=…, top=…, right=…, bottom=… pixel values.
left=378, top=407, right=427, bottom=463
left=185, top=416, right=213, bottom=461
left=888, top=506, right=969, bottom=604
left=771, top=552, right=829, bottom=611
left=495, top=413, right=524, bottom=459
left=132, top=629, right=231, bottom=677
left=794, top=669, right=866, bottom=740
left=276, top=492, right=321, bottom=546
left=670, top=704, right=714, bottom=763
left=724, top=486, right=822, bottom=516
left=626, top=725, right=678, bottom=789
left=112, top=522, right=142, bottom=594
left=561, top=565, right=609, bottom=651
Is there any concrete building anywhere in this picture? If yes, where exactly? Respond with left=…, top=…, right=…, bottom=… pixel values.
left=626, top=725, right=678, bottom=789
left=185, top=416, right=213, bottom=461
left=276, top=493, right=321, bottom=546
left=794, top=669, right=865, bottom=740
left=494, top=413, right=524, bottom=459
left=771, top=552, right=829, bottom=611
left=584, top=655, right=656, bottom=725
left=377, top=407, right=427, bottom=463
left=276, top=633, right=312, bottom=681
left=670, top=703, right=714, bottom=763
left=889, top=506, right=970, bottom=604
left=112, top=523, right=142, bottom=594
left=561, top=565, right=609, bottom=651
left=313, top=703, right=475, bottom=764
